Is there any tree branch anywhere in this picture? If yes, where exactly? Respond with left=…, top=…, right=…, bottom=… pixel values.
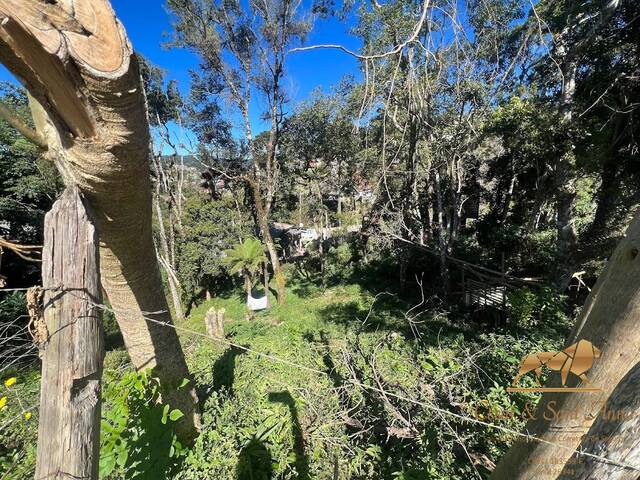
left=0, top=101, right=47, bottom=149
left=289, top=0, right=430, bottom=60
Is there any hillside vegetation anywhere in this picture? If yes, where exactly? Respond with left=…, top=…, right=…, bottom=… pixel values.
left=3, top=263, right=570, bottom=479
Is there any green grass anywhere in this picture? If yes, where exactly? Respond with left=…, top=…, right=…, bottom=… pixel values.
left=170, top=270, right=564, bottom=480
left=0, top=267, right=570, bottom=479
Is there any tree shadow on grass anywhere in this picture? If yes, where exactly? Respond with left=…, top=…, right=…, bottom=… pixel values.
left=317, top=294, right=477, bottom=349
left=211, top=345, right=247, bottom=396
left=318, top=296, right=412, bottom=336
left=268, top=391, right=310, bottom=480
left=236, top=437, right=274, bottom=480
left=196, top=345, right=247, bottom=404
left=290, top=274, right=323, bottom=298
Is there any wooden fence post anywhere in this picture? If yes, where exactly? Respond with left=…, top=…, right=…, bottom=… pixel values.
left=35, top=186, right=103, bottom=480
left=205, top=307, right=225, bottom=340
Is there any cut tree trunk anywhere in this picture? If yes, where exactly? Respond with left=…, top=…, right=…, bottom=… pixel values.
left=0, top=0, right=200, bottom=443
left=36, top=187, right=103, bottom=480
left=205, top=307, right=225, bottom=340
left=558, top=361, right=640, bottom=479
left=491, top=213, right=640, bottom=479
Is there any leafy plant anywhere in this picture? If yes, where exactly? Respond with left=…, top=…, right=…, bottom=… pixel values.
left=507, top=287, right=569, bottom=331
left=223, top=237, right=267, bottom=296
left=100, top=370, right=188, bottom=480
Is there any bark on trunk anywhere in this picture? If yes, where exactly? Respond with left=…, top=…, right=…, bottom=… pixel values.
left=581, top=113, right=626, bottom=257
left=399, top=117, right=419, bottom=288
left=551, top=0, right=622, bottom=286
left=553, top=58, right=579, bottom=291
left=0, top=0, right=200, bottom=443
left=555, top=173, right=578, bottom=290
left=37, top=187, right=102, bottom=480
left=434, top=170, right=450, bottom=293
left=205, top=307, right=225, bottom=340
left=491, top=213, right=640, bottom=479
left=244, top=272, right=252, bottom=298
left=558, top=361, right=640, bottom=479
left=263, top=261, right=271, bottom=308
left=501, top=172, right=516, bottom=224
left=250, top=178, right=285, bottom=304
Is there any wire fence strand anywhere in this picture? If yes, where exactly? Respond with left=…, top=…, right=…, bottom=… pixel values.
left=2, top=286, right=638, bottom=473
left=77, top=292, right=640, bottom=473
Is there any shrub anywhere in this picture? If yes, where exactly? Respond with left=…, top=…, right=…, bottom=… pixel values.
left=0, top=369, right=39, bottom=479
left=507, top=286, right=569, bottom=331
left=100, top=370, right=189, bottom=479
left=325, top=242, right=355, bottom=281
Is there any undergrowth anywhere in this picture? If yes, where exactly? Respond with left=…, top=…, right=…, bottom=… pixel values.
left=0, top=265, right=570, bottom=479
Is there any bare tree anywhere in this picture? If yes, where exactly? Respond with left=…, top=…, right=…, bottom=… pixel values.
left=168, top=0, right=311, bottom=305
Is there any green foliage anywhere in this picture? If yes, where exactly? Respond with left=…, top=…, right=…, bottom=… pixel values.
left=223, top=237, right=267, bottom=279
left=278, top=89, right=359, bottom=225
left=3, top=1, right=637, bottom=478
left=507, top=287, right=569, bottom=330
left=507, top=288, right=538, bottom=328
left=324, top=242, right=356, bottom=282
left=0, top=368, right=40, bottom=479
left=176, top=193, right=252, bottom=303
left=166, top=0, right=309, bottom=150
left=0, top=270, right=574, bottom=480
left=0, top=292, right=26, bottom=325
left=138, top=55, right=181, bottom=127
left=0, top=82, right=61, bottom=286
left=100, top=370, right=188, bottom=480
left=171, top=273, right=569, bottom=479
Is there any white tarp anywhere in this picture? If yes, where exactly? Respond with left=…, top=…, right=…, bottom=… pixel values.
left=247, top=293, right=269, bottom=311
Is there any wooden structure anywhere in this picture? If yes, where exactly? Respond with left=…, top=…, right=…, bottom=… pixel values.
left=0, top=0, right=201, bottom=442
left=458, top=257, right=539, bottom=310
left=36, top=187, right=103, bottom=480
left=463, top=277, right=507, bottom=308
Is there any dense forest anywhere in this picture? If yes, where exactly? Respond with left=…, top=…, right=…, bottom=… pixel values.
left=0, top=0, right=639, bottom=479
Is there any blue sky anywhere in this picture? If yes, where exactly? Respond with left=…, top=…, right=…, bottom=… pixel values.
left=0, top=0, right=363, bottom=142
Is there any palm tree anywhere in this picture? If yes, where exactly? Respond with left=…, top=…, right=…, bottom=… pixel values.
left=223, top=237, right=267, bottom=297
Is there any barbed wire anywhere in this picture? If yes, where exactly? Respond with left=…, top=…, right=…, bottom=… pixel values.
left=0, top=286, right=59, bottom=292
left=72, top=291, right=640, bottom=473
left=2, top=287, right=638, bottom=473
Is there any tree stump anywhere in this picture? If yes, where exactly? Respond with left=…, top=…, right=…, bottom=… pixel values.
left=36, top=186, right=103, bottom=480
left=205, top=307, right=225, bottom=339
